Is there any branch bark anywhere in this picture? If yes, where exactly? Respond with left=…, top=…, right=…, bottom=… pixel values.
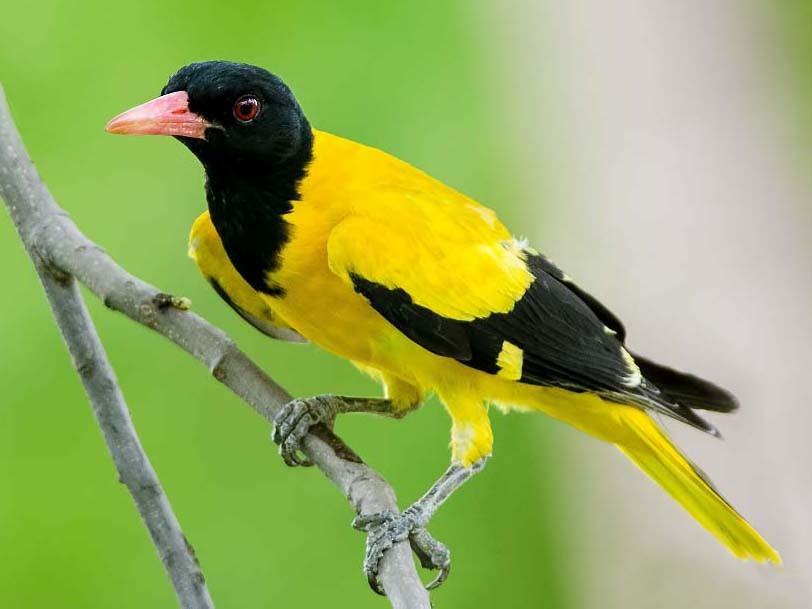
left=37, top=261, right=215, bottom=609
left=0, top=84, right=430, bottom=609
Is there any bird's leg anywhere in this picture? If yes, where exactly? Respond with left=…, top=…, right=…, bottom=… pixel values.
left=272, top=396, right=416, bottom=466
left=353, top=457, right=489, bottom=594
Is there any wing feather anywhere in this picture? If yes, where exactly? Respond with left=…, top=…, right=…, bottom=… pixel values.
left=327, top=210, right=639, bottom=395
left=326, top=190, right=718, bottom=435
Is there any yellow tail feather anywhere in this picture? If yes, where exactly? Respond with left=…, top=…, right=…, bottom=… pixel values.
left=617, top=409, right=781, bottom=564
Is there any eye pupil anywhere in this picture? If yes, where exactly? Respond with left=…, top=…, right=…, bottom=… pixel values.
left=234, top=96, right=260, bottom=122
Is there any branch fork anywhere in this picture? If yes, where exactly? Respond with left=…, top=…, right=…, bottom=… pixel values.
left=0, top=84, right=431, bottom=609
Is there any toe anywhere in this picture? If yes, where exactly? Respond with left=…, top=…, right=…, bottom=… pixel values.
left=355, top=511, right=422, bottom=595
left=272, top=398, right=324, bottom=467
left=355, top=512, right=454, bottom=593
left=285, top=423, right=314, bottom=466
left=278, top=440, right=299, bottom=467
left=279, top=428, right=310, bottom=467
left=271, top=400, right=295, bottom=444
left=272, top=400, right=308, bottom=445
left=363, top=524, right=402, bottom=595
left=352, top=510, right=397, bottom=531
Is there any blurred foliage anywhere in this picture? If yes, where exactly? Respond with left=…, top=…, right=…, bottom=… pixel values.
left=782, top=1, right=812, bottom=178
left=0, top=2, right=571, bottom=608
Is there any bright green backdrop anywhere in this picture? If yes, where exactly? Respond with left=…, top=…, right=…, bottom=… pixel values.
left=0, top=2, right=571, bottom=608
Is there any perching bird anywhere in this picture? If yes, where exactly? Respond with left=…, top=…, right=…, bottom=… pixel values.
left=106, top=60, right=780, bottom=592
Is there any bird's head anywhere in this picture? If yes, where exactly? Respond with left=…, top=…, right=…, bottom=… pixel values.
left=106, top=61, right=312, bottom=174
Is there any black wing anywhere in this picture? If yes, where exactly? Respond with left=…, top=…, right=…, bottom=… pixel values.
left=528, top=256, right=736, bottom=415
left=529, top=254, right=627, bottom=341
left=352, top=253, right=725, bottom=435
left=351, top=253, right=637, bottom=394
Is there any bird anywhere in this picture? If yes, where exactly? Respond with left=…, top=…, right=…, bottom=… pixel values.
left=106, top=60, right=780, bottom=592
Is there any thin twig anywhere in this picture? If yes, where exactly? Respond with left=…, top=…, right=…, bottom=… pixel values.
left=38, top=262, right=214, bottom=609
left=0, top=85, right=430, bottom=608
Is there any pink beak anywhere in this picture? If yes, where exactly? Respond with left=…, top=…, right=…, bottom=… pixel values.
left=105, top=91, right=211, bottom=139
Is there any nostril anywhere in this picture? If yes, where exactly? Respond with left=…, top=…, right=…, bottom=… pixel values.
left=171, top=108, right=188, bottom=115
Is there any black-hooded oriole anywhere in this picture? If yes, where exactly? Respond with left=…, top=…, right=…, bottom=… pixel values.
left=106, top=60, right=780, bottom=591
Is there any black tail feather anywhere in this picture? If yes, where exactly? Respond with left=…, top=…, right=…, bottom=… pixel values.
left=634, top=355, right=739, bottom=413
left=653, top=395, right=721, bottom=437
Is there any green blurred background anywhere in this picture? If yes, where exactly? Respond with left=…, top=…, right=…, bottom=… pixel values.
left=1, top=2, right=810, bottom=608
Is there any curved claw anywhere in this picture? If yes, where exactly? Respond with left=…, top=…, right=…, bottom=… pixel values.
left=352, top=510, right=452, bottom=595
left=352, top=510, right=396, bottom=594
left=272, top=396, right=336, bottom=467
left=427, top=565, right=451, bottom=591
left=280, top=433, right=313, bottom=467
left=410, top=527, right=451, bottom=589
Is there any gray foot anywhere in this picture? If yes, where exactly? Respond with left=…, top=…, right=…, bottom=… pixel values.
left=353, top=508, right=451, bottom=594
left=271, top=395, right=337, bottom=467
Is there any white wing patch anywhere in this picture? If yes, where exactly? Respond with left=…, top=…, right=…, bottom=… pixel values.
left=620, top=347, right=643, bottom=388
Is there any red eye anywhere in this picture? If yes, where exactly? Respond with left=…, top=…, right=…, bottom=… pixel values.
left=233, top=95, right=260, bottom=122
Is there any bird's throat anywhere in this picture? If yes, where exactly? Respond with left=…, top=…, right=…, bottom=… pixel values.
left=203, top=143, right=313, bottom=296
left=205, top=177, right=291, bottom=296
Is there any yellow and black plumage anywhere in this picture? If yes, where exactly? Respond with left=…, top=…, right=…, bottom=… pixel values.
left=106, top=61, right=780, bottom=585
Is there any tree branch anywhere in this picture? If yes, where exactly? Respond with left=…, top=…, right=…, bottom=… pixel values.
left=35, top=261, right=215, bottom=609
left=0, top=83, right=430, bottom=609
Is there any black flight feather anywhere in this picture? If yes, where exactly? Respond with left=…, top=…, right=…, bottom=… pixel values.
left=633, top=355, right=739, bottom=413
left=351, top=253, right=732, bottom=437
left=351, top=256, right=635, bottom=394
